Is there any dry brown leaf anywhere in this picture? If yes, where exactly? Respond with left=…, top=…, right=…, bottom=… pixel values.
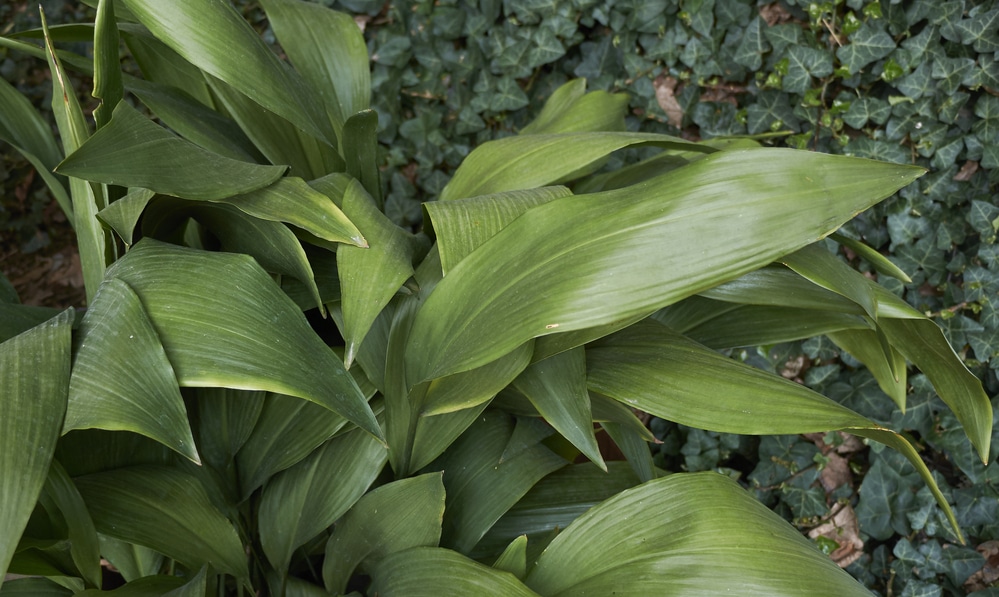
left=807, top=503, right=864, bottom=568
left=653, top=74, right=684, bottom=129
left=965, top=540, right=999, bottom=592
left=760, top=2, right=794, bottom=26
left=954, top=160, right=979, bottom=181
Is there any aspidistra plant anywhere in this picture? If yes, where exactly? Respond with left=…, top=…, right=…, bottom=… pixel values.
left=0, top=0, right=991, bottom=595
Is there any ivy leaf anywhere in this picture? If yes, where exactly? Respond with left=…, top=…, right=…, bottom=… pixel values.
left=783, top=46, right=833, bottom=94
left=955, top=8, right=999, bottom=53
left=896, top=62, right=934, bottom=99
left=492, top=77, right=530, bottom=112
left=836, top=22, right=895, bottom=74
left=855, top=450, right=921, bottom=540
left=685, top=0, right=715, bottom=38
left=746, top=90, right=799, bottom=134
left=732, top=16, right=768, bottom=71
left=973, top=95, right=999, bottom=143
left=842, top=97, right=891, bottom=129
left=931, top=57, right=976, bottom=95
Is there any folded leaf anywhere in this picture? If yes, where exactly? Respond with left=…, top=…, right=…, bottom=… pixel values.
left=370, top=547, right=541, bottom=597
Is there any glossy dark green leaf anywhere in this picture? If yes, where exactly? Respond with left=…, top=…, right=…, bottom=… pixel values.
left=66, top=278, right=199, bottom=463
left=836, top=22, right=895, bottom=75
left=523, top=472, right=871, bottom=596
left=827, top=329, right=907, bottom=409
left=408, top=149, right=923, bottom=382
left=0, top=310, right=72, bottom=586
left=96, top=534, right=163, bottom=583
left=430, top=411, right=567, bottom=554
left=236, top=393, right=351, bottom=498
left=74, top=466, right=248, bottom=578
left=599, top=421, right=657, bottom=483
left=57, top=102, right=285, bottom=200
left=193, top=387, right=265, bottom=473
left=475, top=462, right=639, bottom=560
left=330, top=178, right=413, bottom=366
left=513, top=348, right=604, bottom=470
left=121, top=28, right=213, bottom=107
left=41, top=460, right=101, bottom=589
left=685, top=305, right=870, bottom=348
left=421, top=342, right=534, bottom=416
left=260, top=0, right=370, bottom=135
left=491, top=535, right=528, bottom=579
left=830, top=233, right=911, bottom=282
left=323, top=473, right=445, bottom=594
left=92, top=0, right=122, bottom=129
left=119, top=0, right=332, bottom=142
left=781, top=244, right=878, bottom=320
left=409, top=402, right=491, bottom=473
left=105, top=240, right=381, bottom=441
left=342, top=110, right=382, bottom=204
left=260, top=426, right=387, bottom=571
left=438, top=132, right=711, bottom=201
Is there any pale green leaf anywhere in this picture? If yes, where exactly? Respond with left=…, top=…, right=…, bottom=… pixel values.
left=425, top=186, right=571, bottom=275
left=259, top=426, right=387, bottom=572
left=0, top=310, right=72, bottom=587
left=781, top=244, right=878, bottom=321
left=105, top=239, right=381, bottom=440
left=513, top=347, right=604, bottom=470
left=828, top=329, right=907, bottom=409
left=370, top=547, right=541, bottom=597
left=96, top=188, right=155, bottom=247
left=66, top=278, right=199, bottom=463
left=830, top=232, right=912, bottom=283
left=439, top=132, right=711, bottom=201
left=74, top=466, right=248, bottom=578
left=323, top=473, right=445, bottom=594
left=119, top=0, right=332, bottom=142
left=408, top=149, right=923, bottom=381
left=520, top=80, right=629, bottom=135
left=57, top=102, right=286, bottom=200
left=260, top=0, right=370, bottom=136
left=524, top=472, right=871, bottom=596
left=42, top=12, right=106, bottom=303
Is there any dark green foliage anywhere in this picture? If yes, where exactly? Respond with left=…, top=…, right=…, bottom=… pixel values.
left=3, top=0, right=998, bottom=594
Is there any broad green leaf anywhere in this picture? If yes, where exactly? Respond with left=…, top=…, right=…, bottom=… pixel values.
left=259, top=426, right=387, bottom=572
left=586, top=320, right=963, bottom=539
left=97, top=534, right=163, bottom=582
left=74, top=466, right=248, bottom=578
left=524, top=472, right=871, bottom=596
left=66, top=278, right=200, bottom=463
left=57, top=102, right=286, bottom=200
left=0, top=304, right=67, bottom=343
left=119, top=0, right=332, bottom=142
left=492, top=536, right=528, bottom=579
left=0, top=77, right=70, bottom=217
left=237, top=177, right=364, bottom=246
left=589, top=392, right=656, bottom=442
left=830, top=232, right=912, bottom=283
left=438, top=132, right=712, bottom=201
left=342, top=110, right=382, bottom=205
left=425, top=187, right=571, bottom=275
left=370, top=547, right=541, bottom=597
left=828, top=329, right=907, bottom=409
left=409, top=401, right=491, bottom=473
left=586, top=321, right=875, bottom=434
left=5, top=545, right=84, bottom=591
left=430, top=411, right=567, bottom=554
left=781, top=244, right=878, bottom=321
left=421, top=341, right=534, bottom=416
left=520, top=80, right=629, bottom=134
left=205, top=75, right=343, bottom=179
left=684, top=305, right=870, bottom=348
left=74, top=576, right=186, bottom=597
left=235, top=393, right=350, bottom=498
left=323, top=473, right=445, bottom=594
left=96, top=188, right=155, bottom=247
left=331, top=179, right=413, bottom=366
left=599, top=421, right=657, bottom=483
left=0, top=578, right=73, bottom=595
left=260, top=0, right=370, bottom=136
left=0, top=310, right=72, bottom=587
left=700, top=266, right=866, bottom=314
left=42, top=12, right=106, bottom=303
left=408, top=149, right=923, bottom=381
left=128, top=78, right=260, bottom=162
left=193, top=387, right=265, bottom=473
left=92, top=0, right=123, bottom=129
left=475, top=462, right=639, bottom=560
left=41, top=460, right=101, bottom=589
left=513, top=347, right=604, bottom=470
left=120, top=28, right=213, bottom=107
left=880, top=318, right=993, bottom=463
left=105, top=240, right=381, bottom=440
left=139, top=198, right=323, bottom=310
